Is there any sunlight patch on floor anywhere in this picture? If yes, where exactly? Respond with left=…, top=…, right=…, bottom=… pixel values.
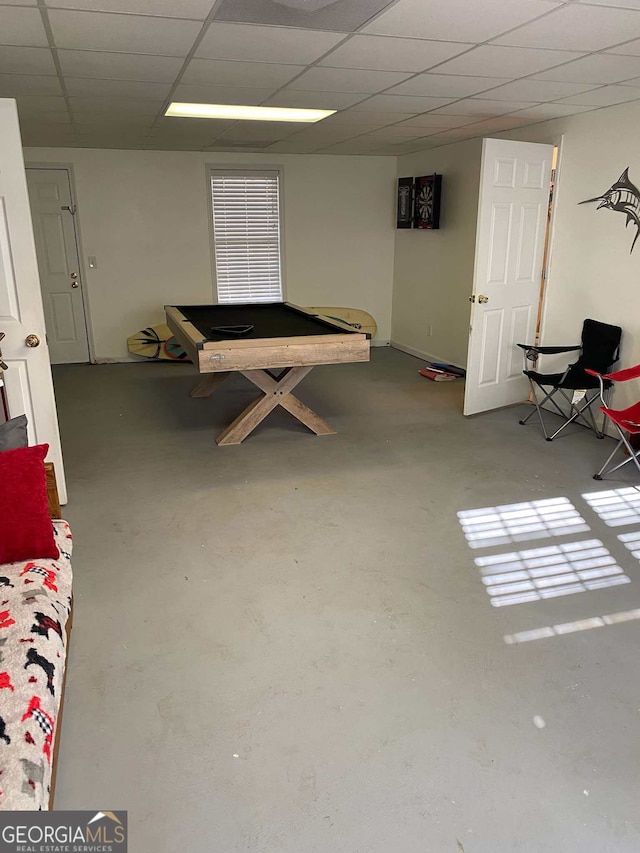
left=618, top=529, right=640, bottom=559
left=582, top=487, right=640, bottom=527
left=504, top=608, right=640, bottom=644
left=457, top=498, right=589, bottom=549
left=474, top=539, right=630, bottom=607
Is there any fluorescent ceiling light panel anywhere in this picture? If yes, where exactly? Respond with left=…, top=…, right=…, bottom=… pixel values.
left=165, top=102, right=335, bottom=122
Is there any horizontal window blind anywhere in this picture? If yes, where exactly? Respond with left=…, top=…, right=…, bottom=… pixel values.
left=210, top=170, right=283, bottom=304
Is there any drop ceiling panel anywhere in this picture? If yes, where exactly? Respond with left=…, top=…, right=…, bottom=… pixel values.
left=288, top=66, right=413, bottom=92
left=43, top=0, right=217, bottom=17
left=556, top=83, right=640, bottom=105
left=0, top=0, right=634, bottom=154
left=196, top=23, right=346, bottom=64
left=57, top=50, right=185, bottom=82
left=262, top=89, right=369, bottom=109
left=458, top=115, right=538, bottom=133
left=362, top=0, right=563, bottom=42
left=69, top=96, right=164, bottom=115
left=47, top=9, right=203, bottom=55
left=351, top=93, right=455, bottom=111
left=182, top=58, right=304, bottom=87
left=218, top=124, right=305, bottom=143
left=579, top=0, right=640, bottom=6
left=433, top=98, right=537, bottom=116
left=211, top=0, right=396, bottom=32
left=533, top=53, right=640, bottom=83
left=394, top=114, right=478, bottom=128
left=0, top=6, right=48, bottom=46
left=318, top=35, right=472, bottom=72
left=172, top=83, right=277, bottom=104
left=15, top=94, right=67, bottom=112
left=65, top=78, right=172, bottom=100
left=607, top=39, right=640, bottom=56
left=428, top=125, right=486, bottom=139
left=150, top=117, right=234, bottom=134
left=266, top=138, right=329, bottom=152
left=0, top=73, right=61, bottom=96
left=72, top=112, right=156, bottom=126
left=493, top=5, right=640, bottom=51
left=478, top=78, right=597, bottom=101
left=432, top=45, right=585, bottom=77
left=286, top=125, right=379, bottom=143
left=361, top=126, right=428, bottom=140
left=18, top=110, right=70, bottom=126
left=321, top=110, right=415, bottom=124
left=0, top=46, right=55, bottom=74
left=387, top=74, right=510, bottom=98
left=507, top=102, right=598, bottom=118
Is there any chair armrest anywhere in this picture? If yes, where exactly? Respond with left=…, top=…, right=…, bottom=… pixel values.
left=517, top=343, right=581, bottom=354
left=587, top=364, right=640, bottom=383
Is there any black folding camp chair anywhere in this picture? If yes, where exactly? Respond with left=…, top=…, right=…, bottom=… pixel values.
left=517, top=318, right=622, bottom=441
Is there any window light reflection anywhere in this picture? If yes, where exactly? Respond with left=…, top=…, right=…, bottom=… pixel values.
left=458, top=497, right=589, bottom=549
left=474, top=539, right=630, bottom=607
left=504, top=608, right=640, bottom=644
left=582, top=487, right=640, bottom=527
left=617, top=529, right=640, bottom=559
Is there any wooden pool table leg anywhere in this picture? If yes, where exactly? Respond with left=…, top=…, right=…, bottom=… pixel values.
left=189, top=372, right=229, bottom=398
left=215, top=366, right=336, bottom=446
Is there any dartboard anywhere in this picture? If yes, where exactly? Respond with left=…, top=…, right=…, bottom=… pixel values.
left=414, top=174, right=442, bottom=229
left=416, top=183, right=434, bottom=223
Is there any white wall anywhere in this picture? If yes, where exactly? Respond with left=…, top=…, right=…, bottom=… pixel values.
left=23, top=147, right=397, bottom=360
left=391, top=138, right=482, bottom=367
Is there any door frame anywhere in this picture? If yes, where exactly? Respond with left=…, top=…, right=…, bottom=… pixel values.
left=536, top=135, right=564, bottom=352
left=24, top=161, right=95, bottom=363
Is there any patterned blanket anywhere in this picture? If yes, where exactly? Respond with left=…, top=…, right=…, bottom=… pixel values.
left=0, top=521, right=73, bottom=810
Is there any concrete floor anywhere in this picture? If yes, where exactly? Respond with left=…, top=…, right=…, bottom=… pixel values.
left=52, top=348, right=640, bottom=853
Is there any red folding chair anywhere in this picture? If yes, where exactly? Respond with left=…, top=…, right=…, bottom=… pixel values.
left=586, top=364, right=640, bottom=480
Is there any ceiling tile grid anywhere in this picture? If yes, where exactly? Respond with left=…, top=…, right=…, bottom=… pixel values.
left=0, top=0, right=638, bottom=152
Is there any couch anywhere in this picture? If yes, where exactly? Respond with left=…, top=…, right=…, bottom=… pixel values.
left=0, top=463, right=72, bottom=809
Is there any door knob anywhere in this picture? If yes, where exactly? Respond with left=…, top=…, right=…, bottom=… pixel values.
left=0, top=331, right=7, bottom=370
left=478, top=294, right=489, bottom=304
left=70, top=272, right=78, bottom=279
left=25, top=334, right=40, bottom=348
left=71, top=281, right=79, bottom=288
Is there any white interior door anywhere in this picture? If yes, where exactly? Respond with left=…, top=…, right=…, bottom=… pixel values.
left=464, top=138, right=553, bottom=417
left=27, top=168, right=89, bottom=364
left=0, top=99, right=67, bottom=503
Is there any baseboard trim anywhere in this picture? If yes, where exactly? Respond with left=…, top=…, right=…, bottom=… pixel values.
left=390, top=340, right=466, bottom=369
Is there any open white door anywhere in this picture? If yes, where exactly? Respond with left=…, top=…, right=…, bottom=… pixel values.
left=464, top=138, right=553, bottom=417
left=0, top=99, right=67, bottom=502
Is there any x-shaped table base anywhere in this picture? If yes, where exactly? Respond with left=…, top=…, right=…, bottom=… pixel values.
left=190, top=366, right=336, bottom=446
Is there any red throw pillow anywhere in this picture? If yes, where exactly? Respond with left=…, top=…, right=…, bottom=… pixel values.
left=0, top=444, right=59, bottom=563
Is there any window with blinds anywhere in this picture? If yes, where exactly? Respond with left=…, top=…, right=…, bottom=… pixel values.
left=210, top=170, right=283, bottom=304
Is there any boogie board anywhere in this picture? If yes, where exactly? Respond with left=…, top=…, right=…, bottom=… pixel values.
left=304, top=307, right=377, bottom=338
left=127, top=324, right=190, bottom=361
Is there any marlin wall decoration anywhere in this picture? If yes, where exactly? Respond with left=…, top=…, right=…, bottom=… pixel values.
left=580, top=167, right=640, bottom=253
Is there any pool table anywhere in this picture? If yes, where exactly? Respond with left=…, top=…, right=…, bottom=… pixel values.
left=165, top=302, right=370, bottom=446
